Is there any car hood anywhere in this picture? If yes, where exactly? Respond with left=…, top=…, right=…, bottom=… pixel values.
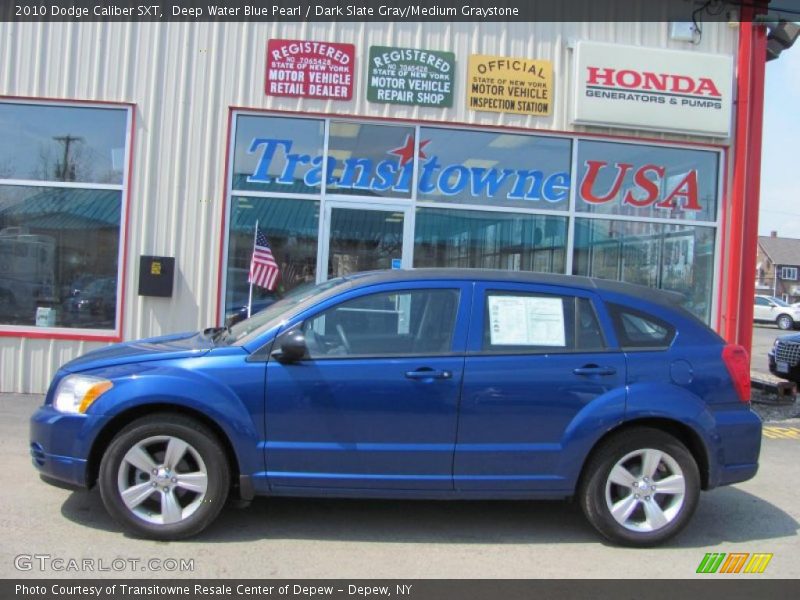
left=62, top=331, right=214, bottom=373
left=776, top=332, right=800, bottom=344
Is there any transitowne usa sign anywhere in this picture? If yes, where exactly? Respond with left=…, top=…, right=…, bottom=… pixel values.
left=572, top=41, right=733, bottom=137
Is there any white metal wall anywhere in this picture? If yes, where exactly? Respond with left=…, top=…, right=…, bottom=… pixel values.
left=0, top=20, right=739, bottom=393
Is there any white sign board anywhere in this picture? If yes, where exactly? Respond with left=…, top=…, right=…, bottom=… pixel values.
left=572, top=41, right=733, bottom=137
left=488, top=295, right=566, bottom=347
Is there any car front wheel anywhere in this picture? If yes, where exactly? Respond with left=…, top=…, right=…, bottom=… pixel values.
left=777, top=314, right=794, bottom=330
left=579, top=428, right=700, bottom=547
left=98, top=414, right=230, bottom=540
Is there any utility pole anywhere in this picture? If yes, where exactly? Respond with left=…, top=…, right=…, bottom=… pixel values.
left=52, top=134, right=84, bottom=181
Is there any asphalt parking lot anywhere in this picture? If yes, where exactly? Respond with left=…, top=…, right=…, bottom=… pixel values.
left=1, top=393, right=798, bottom=579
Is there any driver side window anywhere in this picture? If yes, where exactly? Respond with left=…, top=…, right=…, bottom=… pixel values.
left=302, top=288, right=460, bottom=358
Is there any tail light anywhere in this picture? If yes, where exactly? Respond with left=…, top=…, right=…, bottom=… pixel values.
left=722, top=344, right=751, bottom=403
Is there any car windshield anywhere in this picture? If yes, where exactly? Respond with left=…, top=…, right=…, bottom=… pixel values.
left=225, top=278, right=350, bottom=345
left=770, top=297, right=790, bottom=307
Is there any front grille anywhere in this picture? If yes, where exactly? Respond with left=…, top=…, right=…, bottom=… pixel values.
left=775, top=340, right=800, bottom=366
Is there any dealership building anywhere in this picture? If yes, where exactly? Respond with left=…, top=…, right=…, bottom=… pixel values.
left=0, top=11, right=772, bottom=392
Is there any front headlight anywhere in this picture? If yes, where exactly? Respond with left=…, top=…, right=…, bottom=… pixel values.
left=53, top=375, right=113, bottom=414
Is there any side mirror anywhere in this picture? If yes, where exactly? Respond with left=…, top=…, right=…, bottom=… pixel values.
left=273, top=330, right=307, bottom=363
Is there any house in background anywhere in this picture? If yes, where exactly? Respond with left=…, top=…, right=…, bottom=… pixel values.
left=756, top=232, right=800, bottom=303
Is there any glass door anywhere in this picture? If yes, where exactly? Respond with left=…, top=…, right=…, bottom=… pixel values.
left=320, top=202, right=412, bottom=281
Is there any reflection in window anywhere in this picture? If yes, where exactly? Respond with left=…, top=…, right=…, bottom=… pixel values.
left=0, top=186, right=121, bottom=329
left=326, top=122, right=415, bottom=198
left=573, top=219, right=715, bottom=322
left=576, top=140, right=719, bottom=222
left=0, top=103, right=128, bottom=185
left=414, top=208, right=567, bottom=273
left=232, top=115, right=324, bottom=194
left=225, top=197, right=319, bottom=326
left=418, top=128, right=571, bottom=210
left=328, top=208, right=404, bottom=279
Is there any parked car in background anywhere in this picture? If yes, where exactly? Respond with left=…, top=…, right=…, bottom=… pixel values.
left=62, top=277, right=116, bottom=326
left=769, top=333, right=800, bottom=384
left=753, top=295, right=800, bottom=330
left=30, top=269, right=760, bottom=546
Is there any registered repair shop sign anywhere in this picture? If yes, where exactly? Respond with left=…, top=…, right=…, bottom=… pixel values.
left=467, top=54, right=553, bottom=116
left=367, top=46, right=455, bottom=108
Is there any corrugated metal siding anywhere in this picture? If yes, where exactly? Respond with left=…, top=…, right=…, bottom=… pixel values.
left=0, top=20, right=739, bottom=393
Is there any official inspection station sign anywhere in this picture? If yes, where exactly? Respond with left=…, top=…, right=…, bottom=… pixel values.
left=467, top=54, right=553, bottom=116
left=265, top=39, right=355, bottom=100
left=367, top=46, right=455, bottom=107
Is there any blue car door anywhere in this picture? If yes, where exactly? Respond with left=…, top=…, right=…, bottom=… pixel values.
left=454, top=282, right=627, bottom=492
left=263, top=281, right=472, bottom=490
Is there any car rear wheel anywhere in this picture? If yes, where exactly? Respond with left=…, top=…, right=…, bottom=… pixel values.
left=98, top=414, right=230, bottom=540
left=777, top=314, right=794, bottom=330
left=579, top=428, right=700, bottom=547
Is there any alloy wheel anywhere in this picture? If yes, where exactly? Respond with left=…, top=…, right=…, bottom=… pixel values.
left=604, top=448, right=686, bottom=533
left=116, top=435, right=208, bottom=525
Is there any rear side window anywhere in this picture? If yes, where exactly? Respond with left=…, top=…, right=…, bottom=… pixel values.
left=482, top=292, right=606, bottom=353
left=607, top=303, right=675, bottom=349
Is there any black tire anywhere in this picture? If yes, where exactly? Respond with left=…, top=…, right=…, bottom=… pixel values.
left=777, top=314, right=794, bottom=330
left=579, top=428, right=700, bottom=547
left=98, top=413, right=230, bottom=540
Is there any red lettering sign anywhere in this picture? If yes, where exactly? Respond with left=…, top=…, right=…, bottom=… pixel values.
left=265, top=39, right=355, bottom=100
left=586, top=66, right=722, bottom=98
left=580, top=161, right=702, bottom=211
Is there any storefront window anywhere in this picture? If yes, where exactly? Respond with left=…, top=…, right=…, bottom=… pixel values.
left=573, top=219, right=715, bottom=322
left=576, top=141, right=719, bottom=223
left=0, top=103, right=127, bottom=185
left=414, top=208, right=567, bottom=273
left=224, top=113, right=722, bottom=326
left=232, top=115, right=324, bottom=195
left=326, top=122, right=415, bottom=198
left=417, top=128, right=571, bottom=211
left=224, top=196, right=319, bottom=326
left=0, top=102, right=129, bottom=332
left=0, top=186, right=121, bottom=329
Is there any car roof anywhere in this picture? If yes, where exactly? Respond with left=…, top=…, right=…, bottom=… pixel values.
left=343, top=269, right=685, bottom=308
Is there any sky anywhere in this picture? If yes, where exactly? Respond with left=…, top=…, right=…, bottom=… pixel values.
left=759, top=44, right=800, bottom=239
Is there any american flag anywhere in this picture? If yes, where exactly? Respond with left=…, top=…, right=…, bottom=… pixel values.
left=248, top=227, right=280, bottom=291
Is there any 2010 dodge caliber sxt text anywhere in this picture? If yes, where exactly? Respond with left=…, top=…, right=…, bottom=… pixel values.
left=30, top=269, right=761, bottom=546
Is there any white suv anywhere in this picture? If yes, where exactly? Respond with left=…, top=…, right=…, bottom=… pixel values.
left=754, top=295, right=800, bottom=330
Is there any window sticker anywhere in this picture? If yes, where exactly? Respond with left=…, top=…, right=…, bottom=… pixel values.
left=488, top=295, right=566, bottom=347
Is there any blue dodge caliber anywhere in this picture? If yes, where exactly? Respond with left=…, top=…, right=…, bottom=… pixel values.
left=30, top=270, right=761, bottom=546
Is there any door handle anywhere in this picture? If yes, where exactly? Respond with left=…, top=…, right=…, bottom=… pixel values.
left=405, top=368, right=452, bottom=380
left=573, top=364, right=617, bottom=377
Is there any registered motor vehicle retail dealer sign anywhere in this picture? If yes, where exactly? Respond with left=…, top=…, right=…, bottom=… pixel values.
left=467, top=54, right=553, bottom=116
left=572, top=41, right=733, bottom=137
left=265, top=39, right=355, bottom=100
left=367, top=46, right=455, bottom=107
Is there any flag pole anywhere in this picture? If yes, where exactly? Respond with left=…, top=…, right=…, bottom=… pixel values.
left=247, top=219, right=258, bottom=319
